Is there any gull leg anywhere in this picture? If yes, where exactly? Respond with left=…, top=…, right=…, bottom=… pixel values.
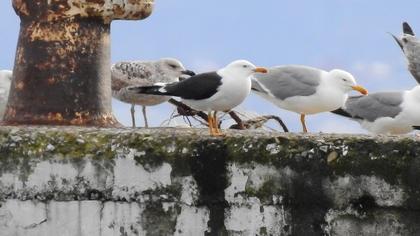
left=142, top=106, right=149, bottom=128
left=213, top=111, right=225, bottom=136
left=130, top=104, right=136, bottom=128
left=214, top=111, right=219, bottom=134
left=300, top=114, right=308, bottom=133
left=208, top=112, right=215, bottom=136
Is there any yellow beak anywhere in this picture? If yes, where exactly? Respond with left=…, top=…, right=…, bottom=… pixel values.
left=253, top=67, right=268, bottom=73
left=352, top=85, right=368, bottom=95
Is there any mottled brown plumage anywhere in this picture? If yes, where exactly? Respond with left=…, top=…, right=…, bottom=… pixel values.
left=111, top=58, right=193, bottom=127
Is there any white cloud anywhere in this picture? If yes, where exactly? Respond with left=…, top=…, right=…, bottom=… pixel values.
left=352, top=61, right=393, bottom=80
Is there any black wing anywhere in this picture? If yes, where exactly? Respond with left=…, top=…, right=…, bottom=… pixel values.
left=164, top=72, right=222, bottom=100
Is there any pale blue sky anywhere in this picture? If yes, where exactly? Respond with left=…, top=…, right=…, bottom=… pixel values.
left=1, top=1, right=420, bottom=133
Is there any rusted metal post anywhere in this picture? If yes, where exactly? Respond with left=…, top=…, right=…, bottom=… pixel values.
left=3, top=0, right=153, bottom=126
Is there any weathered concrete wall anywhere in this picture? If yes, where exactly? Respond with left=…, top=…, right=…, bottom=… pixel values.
left=0, top=127, right=419, bottom=235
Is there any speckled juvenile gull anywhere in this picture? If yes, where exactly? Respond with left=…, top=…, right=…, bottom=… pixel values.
left=332, top=86, right=420, bottom=134
left=252, top=65, right=368, bottom=133
left=0, top=70, right=12, bottom=119
left=111, top=58, right=195, bottom=128
left=391, top=22, right=420, bottom=84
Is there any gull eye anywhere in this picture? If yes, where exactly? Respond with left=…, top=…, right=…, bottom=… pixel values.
left=169, top=64, right=177, bottom=69
left=403, top=38, right=408, bottom=43
left=242, top=65, right=248, bottom=68
left=342, top=78, right=347, bottom=82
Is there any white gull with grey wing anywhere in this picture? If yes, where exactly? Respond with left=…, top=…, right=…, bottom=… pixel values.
left=252, top=65, right=368, bottom=132
left=332, top=86, right=420, bottom=134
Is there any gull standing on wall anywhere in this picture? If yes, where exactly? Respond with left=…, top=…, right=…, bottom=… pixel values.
left=251, top=65, right=368, bottom=133
left=391, top=22, right=420, bottom=84
left=0, top=70, right=12, bottom=120
left=129, top=60, right=268, bottom=136
left=111, top=58, right=195, bottom=127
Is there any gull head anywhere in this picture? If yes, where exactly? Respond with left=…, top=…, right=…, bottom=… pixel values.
left=222, top=60, right=268, bottom=79
left=391, top=22, right=420, bottom=54
left=158, top=58, right=195, bottom=80
left=329, top=69, right=368, bottom=95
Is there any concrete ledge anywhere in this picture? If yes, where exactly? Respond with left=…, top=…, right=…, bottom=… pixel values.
left=0, top=127, right=419, bottom=235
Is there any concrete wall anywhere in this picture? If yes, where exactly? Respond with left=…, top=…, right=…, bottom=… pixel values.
left=0, top=127, right=419, bottom=235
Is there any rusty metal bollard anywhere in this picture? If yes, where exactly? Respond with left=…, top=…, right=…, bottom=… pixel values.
left=3, top=0, right=153, bottom=127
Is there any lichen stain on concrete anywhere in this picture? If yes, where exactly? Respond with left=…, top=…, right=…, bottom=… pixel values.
left=113, top=150, right=172, bottom=200
left=323, top=175, right=407, bottom=208
left=101, top=202, right=146, bottom=235
left=224, top=163, right=294, bottom=234
left=225, top=202, right=290, bottom=236
left=324, top=207, right=418, bottom=235
left=0, top=200, right=102, bottom=235
left=225, top=163, right=297, bottom=204
left=178, top=176, right=199, bottom=206
left=174, top=206, right=210, bottom=236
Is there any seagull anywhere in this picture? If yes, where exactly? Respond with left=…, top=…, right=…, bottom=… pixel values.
left=251, top=65, right=368, bottom=133
left=390, top=22, right=420, bottom=84
left=0, top=70, right=12, bottom=120
left=129, top=60, right=268, bottom=136
left=332, top=86, right=420, bottom=134
left=111, top=58, right=195, bottom=128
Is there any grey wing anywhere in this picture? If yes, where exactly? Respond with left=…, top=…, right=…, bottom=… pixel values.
left=344, top=92, right=404, bottom=122
left=252, top=65, right=322, bottom=100
left=402, top=37, right=420, bottom=84
left=408, top=62, right=420, bottom=84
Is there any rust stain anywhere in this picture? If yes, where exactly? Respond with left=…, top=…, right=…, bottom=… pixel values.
left=84, top=7, right=98, bottom=16
left=112, top=4, right=125, bottom=16
left=15, top=47, right=25, bottom=65
left=28, top=22, right=80, bottom=43
left=13, top=0, right=154, bottom=22
left=86, top=0, right=105, bottom=5
left=4, top=107, right=17, bottom=119
left=47, top=77, right=56, bottom=85
left=15, top=81, right=25, bottom=90
left=2, top=111, right=120, bottom=127
left=70, top=111, right=87, bottom=125
left=13, top=0, right=30, bottom=17
left=36, top=61, right=52, bottom=70
left=47, top=112, right=64, bottom=122
left=128, top=0, right=140, bottom=4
